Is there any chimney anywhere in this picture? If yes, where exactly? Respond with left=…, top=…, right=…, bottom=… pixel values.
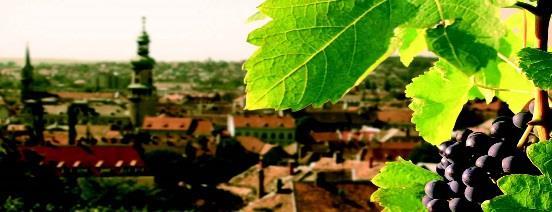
left=288, top=160, right=295, bottom=175
left=334, top=151, right=344, bottom=164
left=258, top=157, right=265, bottom=198
left=276, top=178, right=284, bottom=193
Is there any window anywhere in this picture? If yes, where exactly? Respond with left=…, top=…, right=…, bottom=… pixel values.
left=261, top=133, right=267, bottom=139
left=288, top=133, right=293, bottom=140
left=279, top=133, right=284, bottom=139
left=270, top=133, right=276, bottom=139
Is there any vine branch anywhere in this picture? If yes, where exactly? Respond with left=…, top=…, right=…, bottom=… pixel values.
left=515, top=2, right=540, bottom=15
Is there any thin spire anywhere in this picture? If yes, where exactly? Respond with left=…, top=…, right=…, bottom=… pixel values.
left=142, top=16, right=147, bottom=32
left=25, top=43, right=31, bottom=67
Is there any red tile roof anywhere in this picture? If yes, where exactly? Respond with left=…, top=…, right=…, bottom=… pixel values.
left=293, top=181, right=380, bottom=212
left=142, top=116, right=193, bottom=131
left=235, top=136, right=274, bottom=155
left=233, top=115, right=294, bottom=128
left=376, top=107, right=413, bottom=124
left=194, top=120, right=214, bottom=135
left=22, top=146, right=144, bottom=169
left=311, top=132, right=341, bottom=142
left=311, top=157, right=384, bottom=180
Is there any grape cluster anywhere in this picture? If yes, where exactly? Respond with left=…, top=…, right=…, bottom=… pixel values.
left=423, top=112, right=541, bottom=212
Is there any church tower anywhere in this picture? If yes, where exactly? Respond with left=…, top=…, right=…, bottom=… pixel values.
left=21, top=45, right=34, bottom=102
left=128, top=17, right=157, bottom=127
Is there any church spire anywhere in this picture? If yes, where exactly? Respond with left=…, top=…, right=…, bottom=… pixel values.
left=21, top=44, right=34, bottom=102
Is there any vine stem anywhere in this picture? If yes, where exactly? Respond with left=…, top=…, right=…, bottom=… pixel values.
left=529, top=0, right=551, bottom=142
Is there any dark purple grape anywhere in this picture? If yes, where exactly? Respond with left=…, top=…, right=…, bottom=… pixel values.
left=465, top=132, right=492, bottom=155
left=487, top=142, right=514, bottom=159
left=448, top=180, right=465, bottom=197
left=455, top=129, right=473, bottom=142
left=493, top=116, right=512, bottom=124
left=427, top=199, right=450, bottom=212
left=512, top=112, right=532, bottom=129
left=502, top=155, right=533, bottom=174
left=464, top=186, right=491, bottom=203
left=436, top=163, right=446, bottom=176
left=490, top=121, right=516, bottom=138
left=422, top=195, right=432, bottom=207
left=475, top=155, right=499, bottom=174
left=445, top=163, right=463, bottom=181
left=462, top=167, right=490, bottom=187
left=439, top=140, right=455, bottom=155
left=440, top=157, right=451, bottom=167
left=445, top=142, right=465, bottom=162
left=425, top=180, right=450, bottom=199
left=448, top=198, right=481, bottom=212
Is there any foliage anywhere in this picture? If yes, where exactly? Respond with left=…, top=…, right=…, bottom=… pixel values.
left=519, top=47, right=552, bottom=89
left=371, top=159, right=441, bottom=211
left=483, top=141, right=552, bottom=211
left=244, top=0, right=534, bottom=144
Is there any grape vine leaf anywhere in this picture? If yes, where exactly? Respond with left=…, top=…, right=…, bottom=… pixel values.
left=398, top=28, right=427, bottom=67
left=482, top=141, right=552, bottom=211
left=244, top=0, right=417, bottom=110
left=405, top=60, right=475, bottom=145
left=406, top=0, right=505, bottom=74
left=518, top=48, right=552, bottom=89
left=371, top=158, right=441, bottom=212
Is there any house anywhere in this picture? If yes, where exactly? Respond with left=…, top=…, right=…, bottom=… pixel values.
left=141, top=116, right=214, bottom=137
left=235, top=136, right=292, bottom=166
left=228, top=114, right=295, bottom=145
left=292, top=181, right=380, bottom=211
left=21, top=146, right=144, bottom=176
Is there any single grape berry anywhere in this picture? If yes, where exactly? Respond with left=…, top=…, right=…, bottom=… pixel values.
left=462, top=167, right=490, bottom=187
left=502, top=155, right=531, bottom=174
left=425, top=180, right=450, bottom=199
left=445, top=142, right=465, bottom=162
left=448, top=180, right=465, bottom=197
left=422, top=195, right=432, bottom=207
left=426, top=199, right=450, bottom=212
left=490, top=121, right=516, bottom=138
left=448, top=198, right=481, bottom=212
left=475, top=155, right=499, bottom=174
left=487, top=142, right=514, bottom=159
left=493, top=116, right=512, bottom=124
left=440, top=157, right=451, bottom=167
left=512, top=112, right=532, bottom=129
left=465, top=132, right=491, bottom=155
left=455, top=129, right=473, bottom=143
left=445, top=163, right=463, bottom=181
left=436, top=163, right=446, bottom=176
left=439, top=140, right=455, bottom=155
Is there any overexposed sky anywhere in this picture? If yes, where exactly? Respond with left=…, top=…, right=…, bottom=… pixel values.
left=0, top=0, right=264, bottom=61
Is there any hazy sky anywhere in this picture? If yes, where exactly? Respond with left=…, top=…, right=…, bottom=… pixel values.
left=0, top=0, right=264, bottom=61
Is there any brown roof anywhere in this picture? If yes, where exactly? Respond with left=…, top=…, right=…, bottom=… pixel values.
left=242, top=190, right=293, bottom=212
left=233, top=115, right=294, bottom=128
left=293, top=181, right=380, bottom=212
left=311, top=131, right=341, bottom=142
left=142, top=116, right=193, bottom=131
left=224, top=165, right=291, bottom=201
left=235, top=136, right=274, bottom=155
left=55, top=92, right=117, bottom=100
left=194, top=120, right=214, bottom=135
left=376, top=107, right=413, bottom=124
left=311, top=157, right=384, bottom=180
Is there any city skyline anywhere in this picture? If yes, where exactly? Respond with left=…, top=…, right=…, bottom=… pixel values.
left=0, top=0, right=264, bottom=61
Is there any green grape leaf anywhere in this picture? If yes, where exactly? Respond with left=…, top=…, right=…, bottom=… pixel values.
left=398, top=28, right=427, bottom=67
left=371, top=159, right=441, bottom=212
left=482, top=141, right=552, bottom=211
left=518, top=48, right=552, bottom=89
left=406, top=0, right=505, bottom=74
left=246, top=11, right=269, bottom=23
left=244, top=0, right=417, bottom=110
left=495, top=62, right=534, bottom=113
left=405, top=60, right=473, bottom=145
